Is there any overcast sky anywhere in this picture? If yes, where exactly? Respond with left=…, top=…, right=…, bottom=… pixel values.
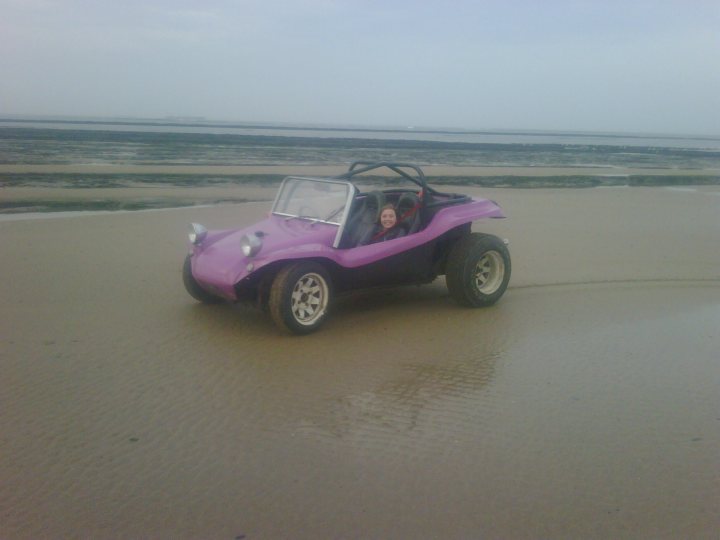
left=1, top=0, right=719, bottom=134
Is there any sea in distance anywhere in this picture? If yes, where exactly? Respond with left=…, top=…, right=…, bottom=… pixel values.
left=1, top=116, right=720, bottom=198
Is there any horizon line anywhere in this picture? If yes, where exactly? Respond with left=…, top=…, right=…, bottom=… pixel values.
left=1, top=114, right=719, bottom=142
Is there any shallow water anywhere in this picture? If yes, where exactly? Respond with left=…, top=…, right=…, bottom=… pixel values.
left=3, top=118, right=720, bottom=149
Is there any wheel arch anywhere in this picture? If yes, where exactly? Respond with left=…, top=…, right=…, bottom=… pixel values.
left=430, top=222, right=473, bottom=276
left=235, top=256, right=343, bottom=306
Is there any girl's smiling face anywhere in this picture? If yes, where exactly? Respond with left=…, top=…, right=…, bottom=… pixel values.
left=380, top=208, right=397, bottom=229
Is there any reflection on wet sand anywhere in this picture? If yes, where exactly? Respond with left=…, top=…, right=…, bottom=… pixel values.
left=301, top=342, right=501, bottom=442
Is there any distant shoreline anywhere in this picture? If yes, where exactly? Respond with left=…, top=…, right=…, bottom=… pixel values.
left=2, top=164, right=719, bottom=177
left=3, top=117, right=719, bottom=143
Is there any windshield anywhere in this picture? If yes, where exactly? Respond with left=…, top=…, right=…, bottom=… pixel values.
left=272, top=177, right=353, bottom=225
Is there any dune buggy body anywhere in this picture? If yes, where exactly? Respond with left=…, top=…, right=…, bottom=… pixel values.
left=183, top=162, right=510, bottom=334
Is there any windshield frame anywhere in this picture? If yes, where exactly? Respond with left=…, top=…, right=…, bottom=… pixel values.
left=271, top=176, right=358, bottom=248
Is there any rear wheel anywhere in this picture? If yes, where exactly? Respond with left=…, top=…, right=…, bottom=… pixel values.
left=183, top=254, right=221, bottom=304
left=269, top=262, right=332, bottom=334
left=446, top=233, right=511, bottom=307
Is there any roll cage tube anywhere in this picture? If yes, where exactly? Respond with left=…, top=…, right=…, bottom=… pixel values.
left=336, top=161, right=471, bottom=210
left=341, top=161, right=429, bottom=191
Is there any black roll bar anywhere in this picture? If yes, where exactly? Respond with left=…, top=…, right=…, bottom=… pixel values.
left=336, top=161, right=432, bottom=192
left=336, top=161, right=471, bottom=209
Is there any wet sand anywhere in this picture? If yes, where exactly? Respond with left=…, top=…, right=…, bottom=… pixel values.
left=1, top=186, right=719, bottom=538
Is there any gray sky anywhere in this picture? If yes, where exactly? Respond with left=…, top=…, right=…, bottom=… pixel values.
left=1, top=0, right=719, bottom=134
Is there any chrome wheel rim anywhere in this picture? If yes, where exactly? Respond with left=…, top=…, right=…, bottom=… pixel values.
left=474, top=251, right=505, bottom=294
left=291, top=273, right=328, bottom=325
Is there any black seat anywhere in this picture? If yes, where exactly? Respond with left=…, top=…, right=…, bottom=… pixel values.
left=396, top=192, right=422, bottom=234
left=345, top=191, right=385, bottom=247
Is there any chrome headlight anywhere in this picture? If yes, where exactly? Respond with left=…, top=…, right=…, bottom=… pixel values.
left=240, top=233, right=263, bottom=257
left=188, top=223, right=208, bottom=245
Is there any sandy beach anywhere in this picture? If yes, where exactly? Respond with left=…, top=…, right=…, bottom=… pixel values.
left=1, top=185, right=719, bottom=538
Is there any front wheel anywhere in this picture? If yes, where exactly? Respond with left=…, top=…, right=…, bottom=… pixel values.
left=269, top=262, right=333, bottom=334
left=445, top=233, right=511, bottom=307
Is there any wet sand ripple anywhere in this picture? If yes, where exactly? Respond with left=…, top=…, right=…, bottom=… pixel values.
left=1, top=187, right=719, bottom=538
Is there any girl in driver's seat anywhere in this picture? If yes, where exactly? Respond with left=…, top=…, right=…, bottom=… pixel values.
left=371, top=204, right=406, bottom=243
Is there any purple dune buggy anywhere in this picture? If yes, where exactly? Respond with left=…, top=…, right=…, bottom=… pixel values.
left=183, top=161, right=510, bottom=334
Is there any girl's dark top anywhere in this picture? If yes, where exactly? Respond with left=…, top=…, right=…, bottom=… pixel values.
left=368, top=223, right=407, bottom=243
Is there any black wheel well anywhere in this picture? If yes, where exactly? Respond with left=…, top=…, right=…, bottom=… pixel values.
left=237, top=257, right=342, bottom=306
left=431, top=223, right=472, bottom=275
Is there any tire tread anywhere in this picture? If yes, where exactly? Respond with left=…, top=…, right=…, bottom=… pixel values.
left=445, top=233, right=511, bottom=307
